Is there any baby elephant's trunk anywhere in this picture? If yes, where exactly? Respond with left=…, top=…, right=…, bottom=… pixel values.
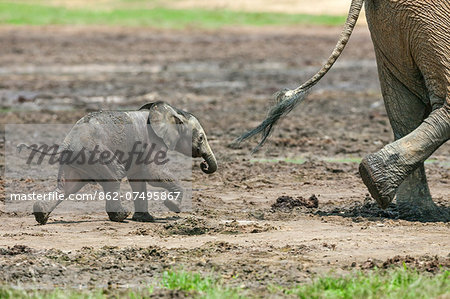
left=200, top=150, right=217, bottom=174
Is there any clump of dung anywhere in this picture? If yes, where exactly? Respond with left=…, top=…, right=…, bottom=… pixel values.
left=271, top=195, right=319, bottom=212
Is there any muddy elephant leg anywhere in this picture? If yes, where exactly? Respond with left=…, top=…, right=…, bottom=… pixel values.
left=359, top=64, right=450, bottom=221
left=360, top=108, right=449, bottom=218
left=395, top=166, right=449, bottom=221
left=33, top=168, right=87, bottom=225
left=101, top=181, right=130, bottom=222
left=148, top=169, right=184, bottom=213
left=129, top=179, right=154, bottom=222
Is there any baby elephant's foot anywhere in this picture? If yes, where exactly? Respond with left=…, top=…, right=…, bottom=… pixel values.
left=359, top=153, right=401, bottom=209
left=33, top=202, right=50, bottom=225
left=132, top=212, right=154, bottom=222
left=164, top=200, right=181, bottom=213
left=107, top=207, right=130, bottom=222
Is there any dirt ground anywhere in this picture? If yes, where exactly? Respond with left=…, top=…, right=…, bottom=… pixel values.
left=0, top=25, right=448, bottom=292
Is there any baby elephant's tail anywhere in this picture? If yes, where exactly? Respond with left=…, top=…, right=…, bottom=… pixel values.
left=236, top=0, right=365, bottom=152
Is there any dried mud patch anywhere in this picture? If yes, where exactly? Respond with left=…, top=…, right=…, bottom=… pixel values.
left=316, top=196, right=450, bottom=223
left=0, top=245, right=168, bottom=288
left=0, top=243, right=309, bottom=289
left=316, top=195, right=399, bottom=221
left=350, top=255, right=450, bottom=274
left=163, top=217, right=210, bottom=235
left=252, top=194, right=449, bottom=224
left=247, top=194, right=321, bottom=221
left=0, top=244, right=34, bottom=256
left=271, top=195, right=319, bottom=212
left=161, top=217, right=278, bottom=236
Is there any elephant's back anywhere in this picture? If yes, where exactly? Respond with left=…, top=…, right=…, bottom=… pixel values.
left=64, top=111, right=146, bottom=152
left=76, top=111, right=134, bottom=126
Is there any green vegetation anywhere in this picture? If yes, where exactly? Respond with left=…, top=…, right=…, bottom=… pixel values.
left=0, top=107, right=12, bottom=113
left=324, top=157, right=362, bottom=163
left=285, top=267, right=449, bottom=299
left=160, top=269, right=245, bottom=298
left=0, top=2, right=346, bottom=28
left=0, top=267, right=448, bottom=298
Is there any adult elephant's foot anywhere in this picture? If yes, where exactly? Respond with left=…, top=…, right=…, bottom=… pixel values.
left=395, top=166, right=449, bottom=222
left=33, top=202, right=51, bottom=225
left=359, top=153, right=404, bottom=209
left=397, top=200, right=450, bottom=222
left=132, top=212, right=154, bottom=222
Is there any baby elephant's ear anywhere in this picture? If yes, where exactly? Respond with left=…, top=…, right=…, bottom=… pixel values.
left=149, top=102, right=184, bottom=150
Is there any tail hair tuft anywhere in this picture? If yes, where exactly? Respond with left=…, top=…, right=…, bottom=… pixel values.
left=235, top=87, right=310, bottom=153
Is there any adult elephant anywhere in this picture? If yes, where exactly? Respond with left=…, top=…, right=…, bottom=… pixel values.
left=238, top=0, right=449, bottom=221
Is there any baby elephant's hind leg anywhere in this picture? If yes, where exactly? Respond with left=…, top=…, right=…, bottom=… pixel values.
left=33, top=168, right=86, bottom=225
left=101, top=181, right=130, bottom=222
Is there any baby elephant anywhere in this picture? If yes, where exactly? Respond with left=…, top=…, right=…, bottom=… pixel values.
left=20, top=102, right=217, bottom=224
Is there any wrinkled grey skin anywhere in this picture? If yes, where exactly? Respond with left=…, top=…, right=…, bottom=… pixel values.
left=238, top=0, right=449, bottom=221
left=26, top=101, right=217, bottom=224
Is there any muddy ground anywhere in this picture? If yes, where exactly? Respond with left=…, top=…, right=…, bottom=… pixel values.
left=0, top=26, right=448, bottom=292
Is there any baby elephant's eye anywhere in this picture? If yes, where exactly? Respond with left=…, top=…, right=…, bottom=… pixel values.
left=198, top=135, right=204, bottom=142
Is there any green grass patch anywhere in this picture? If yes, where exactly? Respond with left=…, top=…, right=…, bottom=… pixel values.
left=0, top=268, right=448, bottom=298
left=161, top=269, right=217, bottom=292
left=424, top=158, right=438, bottom=164
left=324, top=157, right=362, bottom=163
left=285, top=267, right=449, bottom=299
left=0, top=107, right=12, bottom=113
left=160, top=269, right=245, bottom=298
left=0, top=2, right=346, bottom=28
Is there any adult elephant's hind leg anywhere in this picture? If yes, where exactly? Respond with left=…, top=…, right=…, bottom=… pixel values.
left=361, top=108, right=449, bottom=221
left=359, top=65, right=449, bottom=221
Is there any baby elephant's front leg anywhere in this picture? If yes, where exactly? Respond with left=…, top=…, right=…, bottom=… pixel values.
left=162, top=182, right=184, bottom=213
left=149, top=170, right=184, bottom=213
left=129, top=180, right=154, bottom=222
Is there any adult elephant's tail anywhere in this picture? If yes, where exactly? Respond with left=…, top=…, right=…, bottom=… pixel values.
left=236, top=0, right=365, bottom=152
